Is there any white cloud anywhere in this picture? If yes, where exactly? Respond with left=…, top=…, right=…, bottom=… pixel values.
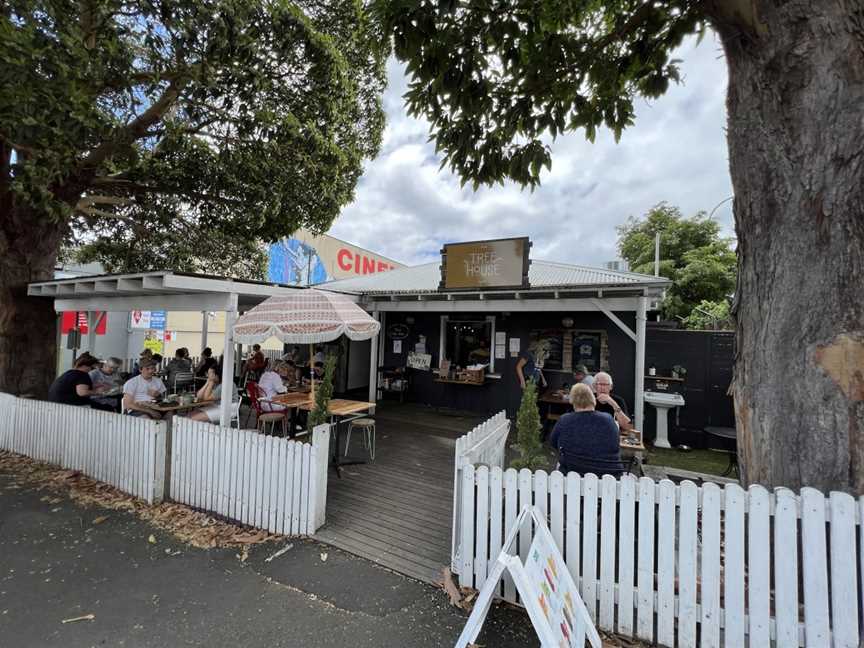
left=331, top=34, right=734, bottom=267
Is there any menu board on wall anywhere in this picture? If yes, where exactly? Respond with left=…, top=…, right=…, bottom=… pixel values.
left=528, top=329, right=565, bottom=370
left=573, top=333, right=602, bottom=371
left=528, top=329, right=607, bottom=372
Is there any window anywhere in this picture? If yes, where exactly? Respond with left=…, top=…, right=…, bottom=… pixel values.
left=439, top=315, right=495, bottom=372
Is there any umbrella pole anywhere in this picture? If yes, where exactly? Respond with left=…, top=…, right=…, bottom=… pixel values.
left=309, top=343, right=315, bottom=403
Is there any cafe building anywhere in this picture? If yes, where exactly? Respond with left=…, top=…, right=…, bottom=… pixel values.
left=321, top=238, right=672, bottom=433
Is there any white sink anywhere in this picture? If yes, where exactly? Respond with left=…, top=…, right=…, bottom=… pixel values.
left=644, top=391, right=686, bottom=448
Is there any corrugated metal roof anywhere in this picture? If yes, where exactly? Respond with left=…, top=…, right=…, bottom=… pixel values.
left=319, top=260, right=670, bottom=295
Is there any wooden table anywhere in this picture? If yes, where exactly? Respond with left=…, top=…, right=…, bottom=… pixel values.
left=271, top=392, right=314, bottom=408
left=138, top=399, right=215, bottom=415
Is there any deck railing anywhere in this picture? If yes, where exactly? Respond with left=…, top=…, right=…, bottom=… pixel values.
left=452, top=411, right=510, bottom=571
left=455, top=466, right=864, bottom=647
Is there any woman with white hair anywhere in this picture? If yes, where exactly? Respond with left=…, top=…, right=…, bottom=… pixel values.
left=89, top=357, right=124, bottom=411
left=549, top=383, right=623, bottom=477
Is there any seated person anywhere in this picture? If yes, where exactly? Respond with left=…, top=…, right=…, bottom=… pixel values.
left=278, top=360, right=299, bottom=387
left=189, top=368, right=239, bottom=423
left=592, top=371, right=632, bottom=430
left=242, top=344, right=266, bottom=379
left=47, top=353, right=100, bottom=406
left=89, top=357, right=124, bottom=411
left=312, top=346, right=325, bottom=365
left=122, top=358, right=167, bottom=419
left=194, top=347, right=218, bottom=377
left=549, top=384, right=623, bottom=477
left=130, top=348, right=152, bottom=377
left=256, top=361, right=288, bottom=411
left=302, top=361, right=325, bottom=383
left=573, top=364, right=595, bottom=388
left=164, top=349, right=193, bottom=388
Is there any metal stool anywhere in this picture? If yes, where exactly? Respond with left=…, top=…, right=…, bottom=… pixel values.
left=345, top=418, right=376, bottom=461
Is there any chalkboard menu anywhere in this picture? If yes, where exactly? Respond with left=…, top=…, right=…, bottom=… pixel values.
left=528, top=329, right=565, bottom=370
left=529, top=329, right=607, bottom=373
left=573, top=333, right=602, bottom=371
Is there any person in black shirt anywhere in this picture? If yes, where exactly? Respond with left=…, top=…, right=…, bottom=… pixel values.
left=592, top=371, right=632, bottom=430
left=47, top=353, right=100, bottom=406
left=194, top=347, right=218, bottom=377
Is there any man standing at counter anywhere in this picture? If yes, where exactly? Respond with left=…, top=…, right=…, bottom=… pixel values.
left=515, top=347, right=547, bottom=389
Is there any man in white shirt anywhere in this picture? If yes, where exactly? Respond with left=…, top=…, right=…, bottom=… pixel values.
left=123, top=358, right=167, bottom=419
left=257, top=365, right=288, bottom=412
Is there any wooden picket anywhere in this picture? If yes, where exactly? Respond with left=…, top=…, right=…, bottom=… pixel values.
left=451, top=411, right=510, bottom=571
left=455, top=466, right=864, bottom=647
left=0, top=394, right=165, bottom=502
left=169, top=417, right=329, bottom=535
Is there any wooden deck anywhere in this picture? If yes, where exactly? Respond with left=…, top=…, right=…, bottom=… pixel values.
left=314, top=405, right=485, bottom=584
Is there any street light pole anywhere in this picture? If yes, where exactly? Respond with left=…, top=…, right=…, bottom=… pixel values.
left=709, top=195, right=734, bottom=220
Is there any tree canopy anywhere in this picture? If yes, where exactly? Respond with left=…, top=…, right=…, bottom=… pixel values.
left=2, top=0, right=387, bottom=276
left=617, top=203, right=736, bottom=323
left=374, top=0, right=702, bottom=188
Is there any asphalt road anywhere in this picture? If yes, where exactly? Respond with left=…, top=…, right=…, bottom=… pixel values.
left=0, top=472, right=537, bottom=648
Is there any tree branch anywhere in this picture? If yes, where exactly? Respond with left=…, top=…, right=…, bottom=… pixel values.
left=79, top=80, right=186, bottom=172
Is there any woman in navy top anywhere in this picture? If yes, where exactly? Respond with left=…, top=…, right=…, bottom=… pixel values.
left=549, top=383, right=623, bottom=477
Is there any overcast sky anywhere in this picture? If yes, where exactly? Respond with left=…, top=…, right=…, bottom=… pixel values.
left=330, top=33, right=734, bottom=268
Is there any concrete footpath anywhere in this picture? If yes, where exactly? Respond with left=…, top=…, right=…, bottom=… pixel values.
left=0, top=471, right=537, bottom=648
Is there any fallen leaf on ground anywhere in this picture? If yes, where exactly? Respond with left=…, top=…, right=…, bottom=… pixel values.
left=61, top=614, right=95, bottom=624
left=92, top=515, right=109, bottom=525
left=319, top=552, right=328, bottom=562
left=147, top=534, right=157, bottom=544
left=0, top=451, right=281, bottom=551
left=237, top=546, right=249, bottom=563
left=440, top=567, right=463, bottom=607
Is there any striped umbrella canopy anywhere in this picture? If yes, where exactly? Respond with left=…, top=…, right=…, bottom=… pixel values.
left=232, top=289, right=380, bottom=345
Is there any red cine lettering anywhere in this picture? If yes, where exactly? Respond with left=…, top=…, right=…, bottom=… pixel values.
left=337, top=249, right=353, bottom=271
left=362, top=256, right=376, bottom=274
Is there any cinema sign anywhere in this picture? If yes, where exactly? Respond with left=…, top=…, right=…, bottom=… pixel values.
left=440, top=237, right=531, bottom=291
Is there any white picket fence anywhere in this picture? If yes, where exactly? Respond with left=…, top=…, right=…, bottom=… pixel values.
left=0, top=393, right=165, bottom=503
left=455, top=466, right=864, bottom=647
left=452, top=411, right=510, bottom=571
left=170, top=417, right=329, bottom=535
left=0, top=392, right=330, bottom=536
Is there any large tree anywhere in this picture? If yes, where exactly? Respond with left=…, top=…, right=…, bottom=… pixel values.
left=617, top=203, right=736, bottom=322
left=1, top=0, right=386, bottom=396
left=375, top=1, right=864, bottom=493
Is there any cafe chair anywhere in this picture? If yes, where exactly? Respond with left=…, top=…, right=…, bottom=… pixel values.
left=246, top=382, right=287, bottom=437
left=172, top=371, right=195, bottom=393
left=345, top=418, right=375, bottom=462
left=230, top=398, right=243, bottom=429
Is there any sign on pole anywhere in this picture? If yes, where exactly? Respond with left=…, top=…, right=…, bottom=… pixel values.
left=455, top=506, right=600, bottom=648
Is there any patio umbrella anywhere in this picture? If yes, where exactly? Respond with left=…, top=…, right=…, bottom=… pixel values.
left=232, top=288, right=380, bottom=402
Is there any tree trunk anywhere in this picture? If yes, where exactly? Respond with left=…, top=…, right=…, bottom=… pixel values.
left=712, top=2, right=864, bottom=493
left=0, top=205, right=63, bottom=398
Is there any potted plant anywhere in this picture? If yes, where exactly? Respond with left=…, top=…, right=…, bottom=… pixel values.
left=671, top=364, right=687, bottom=380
